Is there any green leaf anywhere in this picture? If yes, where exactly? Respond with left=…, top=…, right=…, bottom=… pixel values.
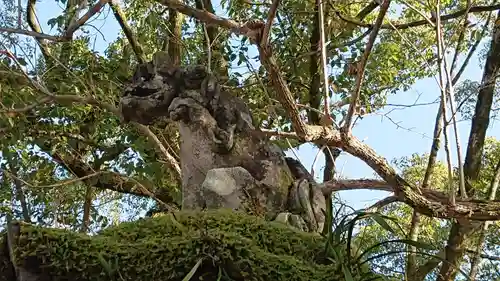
left=341, top=264, right=355, bottom=281
left=371, top=213, right=396, bottom=235
left=182, top=258, right=203, bottom=281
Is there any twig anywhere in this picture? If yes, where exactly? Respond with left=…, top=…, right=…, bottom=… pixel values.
left=451, top=12, right=493, bottom=85
left=449, top=0, right=473, bottom=74
left=310, top=145, right=325, bottom=178
left=3, top=169, right=104, bottom=188
left=343, top=0, right=391, bottom=132
left=399, top=0, right=435, bottom=27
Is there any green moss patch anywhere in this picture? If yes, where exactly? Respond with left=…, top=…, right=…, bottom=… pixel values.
left=0, top=209, right=374, bottom=281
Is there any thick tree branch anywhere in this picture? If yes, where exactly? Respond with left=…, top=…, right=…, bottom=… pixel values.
left=321, top=179, right=393, bottom=195
left=50, top=151, right=179, bottom=209
left=26, top=0, right=51, bottom=59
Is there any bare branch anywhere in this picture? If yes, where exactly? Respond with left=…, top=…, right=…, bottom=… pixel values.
left=0, top=27, right=65, bottom=41
left=321, top=179, right=393, bottom=195
left=318, top=0, right=333, bottom=127
left=156, top=0, right=248, bottom=35
left=452, top=12, right=492, bottom=85
left=435, top=2, right=456, bottom=205
left=335, top=4, right=500, bottom=30
left=64, top=0, right=108, bottom=37
left=343, top=0, right=391, bottom=132
left=261, top=0, right=280, bottom=47
left=133, top=123, right=182, bottom=184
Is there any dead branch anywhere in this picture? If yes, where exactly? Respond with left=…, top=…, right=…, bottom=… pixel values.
left=364, top=196, right=399, bottom=211
left=435, top=2, right=457, bottom=205
left=317, top=0, right=333, bottom=127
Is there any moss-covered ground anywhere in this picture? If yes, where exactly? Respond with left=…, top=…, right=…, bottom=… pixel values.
left=0, top=209, right=378, bottom=281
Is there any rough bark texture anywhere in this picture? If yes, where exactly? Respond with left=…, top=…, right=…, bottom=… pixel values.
left=119, top=51, right=326, bottom=232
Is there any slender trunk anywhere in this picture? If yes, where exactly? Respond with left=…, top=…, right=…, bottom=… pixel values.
left=468, top=159, right=500, bottom=280
left=307, top=2, right=321, bottom=125
left=321, top=147, right=341, bottom=235
left=5, top=153, right=31, bottom=223
left=437, top=10, right=500, bottom=281
left=80, top=186, right=93, bottom=233
left=164, top=9, right=184, bottom=66
left=406, top=211, right=421, bottom=280
left=195, top=0, right=228, bottom=78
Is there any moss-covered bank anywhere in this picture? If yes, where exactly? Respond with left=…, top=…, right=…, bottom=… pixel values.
left=0, top=209, right=378, bottom=281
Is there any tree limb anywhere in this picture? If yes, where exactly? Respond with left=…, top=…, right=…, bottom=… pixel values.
left=64, top=0, right=108, bottom=38
left=343, top=0, right=391, bottom=132
left=109, top=0, right=147, bottom=64
left=335, top=4, right=500, bottom=30
left=261, top=0, right=280, bottom=47
left=0, top=27, right=66, bottom=41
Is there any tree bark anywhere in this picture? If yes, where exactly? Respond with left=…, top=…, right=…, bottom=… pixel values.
left=437, top=10, right=500, bottom=281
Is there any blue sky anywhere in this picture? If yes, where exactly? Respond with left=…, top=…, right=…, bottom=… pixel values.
left=30, top=0, right=500, bottom=212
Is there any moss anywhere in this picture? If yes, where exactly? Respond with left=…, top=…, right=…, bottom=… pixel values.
left=0, top=210, right=377, bottom=281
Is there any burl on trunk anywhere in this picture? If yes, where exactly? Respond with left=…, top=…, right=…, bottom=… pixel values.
left=119, top=51, right=326, bottom=233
